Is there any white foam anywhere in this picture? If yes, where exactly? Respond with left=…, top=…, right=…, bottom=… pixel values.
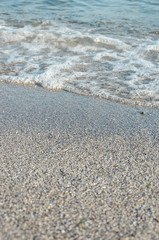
left=94, top=36, right=129, bottom=50
left=1, top=20, right=159, bottom=108
left=146, top=42, right=159, bottom=52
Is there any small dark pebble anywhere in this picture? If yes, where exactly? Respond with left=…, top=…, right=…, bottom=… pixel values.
left=60, top=169, right=66, bottom=176
left=153, top=218, right=159, bottom=223
left=141, top=112, right=145, bottom=115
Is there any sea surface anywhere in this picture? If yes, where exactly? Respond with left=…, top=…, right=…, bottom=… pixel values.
left=0, top=0, right=159, bottom=107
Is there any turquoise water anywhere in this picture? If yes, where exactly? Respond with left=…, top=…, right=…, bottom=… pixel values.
left=0, top=0, right=159, bottom=107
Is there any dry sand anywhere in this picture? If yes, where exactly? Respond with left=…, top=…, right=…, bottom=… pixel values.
left=0, top=83, right=159, bottom=240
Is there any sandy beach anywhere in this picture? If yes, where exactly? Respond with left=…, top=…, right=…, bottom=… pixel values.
left=0, top=83, right=159, bottom=240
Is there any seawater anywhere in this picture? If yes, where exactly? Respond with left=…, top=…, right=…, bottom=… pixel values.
left=0, top=0, right=159, bottom=107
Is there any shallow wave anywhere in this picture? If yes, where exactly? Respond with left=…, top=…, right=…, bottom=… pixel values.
left=0, top=21, right=159, bottom=108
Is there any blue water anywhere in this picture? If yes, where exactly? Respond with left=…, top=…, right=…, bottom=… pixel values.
left=0, top=0, right=159, bottom=107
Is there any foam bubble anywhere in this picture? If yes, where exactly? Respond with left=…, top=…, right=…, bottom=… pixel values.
left=146, top=42, right=159, bottom=52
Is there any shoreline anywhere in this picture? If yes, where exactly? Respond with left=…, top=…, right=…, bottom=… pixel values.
left=0, top=83, right=159, bottom=239
left=1, top=80, right=159, bottom=109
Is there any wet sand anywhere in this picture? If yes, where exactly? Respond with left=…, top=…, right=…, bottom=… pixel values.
left=0, top=83, right=159, bottom=239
